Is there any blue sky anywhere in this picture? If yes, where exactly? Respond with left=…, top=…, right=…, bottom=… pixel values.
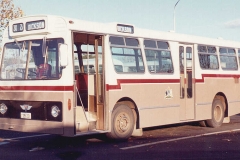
left=13, top=0, right=240, bottom=41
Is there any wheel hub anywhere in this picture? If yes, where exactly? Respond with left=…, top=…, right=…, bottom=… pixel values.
left=116, top=112, right=129, bottom=133
left=214, top=105, right=222, bottom=122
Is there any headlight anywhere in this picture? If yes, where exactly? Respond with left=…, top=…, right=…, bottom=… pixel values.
left=0, top=103, right=8, bottom=114
left=51, top=105, right=60, bottom=118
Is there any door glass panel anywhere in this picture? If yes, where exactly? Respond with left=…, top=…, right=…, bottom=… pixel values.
left=179, top=46, right=184, bottom=98
left=186, top=47, right=192, bottom=98
left=179, top=46, right=184, bottom=73
left=179, top=46, right=193, bottom=99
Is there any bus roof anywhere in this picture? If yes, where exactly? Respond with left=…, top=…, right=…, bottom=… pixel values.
left=7, top=15, right=240, bottom=48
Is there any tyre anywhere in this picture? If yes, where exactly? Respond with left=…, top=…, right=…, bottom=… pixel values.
left=206, top=98, right=225, bottom=128
left=106, top=104, right=135, bottom=140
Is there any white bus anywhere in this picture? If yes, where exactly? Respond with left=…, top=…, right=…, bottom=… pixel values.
left=1, top=15, right=240, bottom=140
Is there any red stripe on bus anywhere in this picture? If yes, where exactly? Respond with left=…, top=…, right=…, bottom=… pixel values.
left=106, top=74, right=240, bottom=91
left=0, top=86, right=74, bottom=91
left=106, top=79, right=180, bottom=91
left=0, top=74, right=238, bottom=91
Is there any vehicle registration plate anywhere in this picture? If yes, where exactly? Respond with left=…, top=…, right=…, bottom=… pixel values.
left=20, top=112, right=31, bottom=119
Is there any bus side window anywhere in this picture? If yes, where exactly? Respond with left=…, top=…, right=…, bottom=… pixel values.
left=110, top=36, right=144, bottom=73
left=144, top=40, right=173, bottom=73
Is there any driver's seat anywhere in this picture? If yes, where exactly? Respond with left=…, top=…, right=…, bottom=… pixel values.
left=36, top=63, right=52, bottom=79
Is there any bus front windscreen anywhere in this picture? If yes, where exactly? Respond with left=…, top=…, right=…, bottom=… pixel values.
left=1, top=38, right=63, bottom=80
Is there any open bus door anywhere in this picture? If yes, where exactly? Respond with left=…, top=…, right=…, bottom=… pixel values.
left=179, top=44, right=195, bottom=120
left=91, top=37, right=104, bottom=130
left=73, top=33, right=104, bottom=134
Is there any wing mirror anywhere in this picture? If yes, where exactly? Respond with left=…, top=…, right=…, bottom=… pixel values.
left=59, top=43, right=68, bottom=67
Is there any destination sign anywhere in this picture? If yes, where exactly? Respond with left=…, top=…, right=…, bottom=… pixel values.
left=117, top=24, right=134, bottom=34
left=26, top=20, right=45, bottom=31
left=12, top=23, right=24, bottom=32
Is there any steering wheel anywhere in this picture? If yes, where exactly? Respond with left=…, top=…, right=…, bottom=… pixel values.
left=28, top=69, right=37, bottom=75
left=16, top=68, right=37, bottom=75
left=16, top=68, right=37, bottom=79
left=16, top=68, right=24, bottom=73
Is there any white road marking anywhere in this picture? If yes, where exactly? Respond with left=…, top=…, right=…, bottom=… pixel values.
left=0, top=142, right=9, bottom=146
left=121, top=128, right=240, bottom=150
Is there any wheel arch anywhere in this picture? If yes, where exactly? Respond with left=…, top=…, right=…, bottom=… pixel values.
left=215, top=92, right=228, bottom=117
left=114, top=97, right=140, bottom=129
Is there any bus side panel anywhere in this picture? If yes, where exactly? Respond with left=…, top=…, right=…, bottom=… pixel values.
left=195, top=77, right=240, bottom=120
left=225, top=78, right=240, bottom=116
left=195, top=82, right=214, bottom=120
left=108, top=83, right=181, bottom=128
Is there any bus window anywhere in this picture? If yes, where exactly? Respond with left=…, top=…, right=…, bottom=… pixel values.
left=109, top=36, right=124, bottom=45
left=111, top=47, right=144, bottom=73
left=198, top=45, right=219, bottom=69
left=110, top=36, right=144, bottom=73
left=238, top=49, right=240, bottom=65
left=114, top=65, right=123, bottom=72
left=144, top=40, right=173, bottom=73
left=73, top=45, right=80, bottom=74
left=1, top=38, right=63, bottom=80
left=82, top=45, right=102, bottom=73
left=2, top=41, right=30, bottom=79
left=219, top=48, right=238, bottom=70
left=125, top=38, right=139, bottom=46
left=144, top=40, right=157, bottom=48
left=157, top=41, right=169, bottom=49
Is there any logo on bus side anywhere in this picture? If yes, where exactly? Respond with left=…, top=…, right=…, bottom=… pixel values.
left=20, top=104, right=32, bottom=112
left=165, top=87, right=173, bottom=99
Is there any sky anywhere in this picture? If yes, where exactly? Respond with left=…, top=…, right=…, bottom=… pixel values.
left=11, top=0, right=240, bottom=42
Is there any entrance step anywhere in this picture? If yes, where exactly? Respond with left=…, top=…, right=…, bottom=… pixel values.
left=88, top=121, right=96, bottom=131
left=75, top=107, right=97, bottom=132
left=75, top=106, right=88, bottom=132
left=85, top=111, right=97, bottom=121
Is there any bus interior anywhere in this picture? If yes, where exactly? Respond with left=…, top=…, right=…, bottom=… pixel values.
left=72, top=32, right=104, bottom=132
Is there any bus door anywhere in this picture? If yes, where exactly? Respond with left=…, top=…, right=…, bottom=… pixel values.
left=179, top=45, right=195, bottom=120
left=74, top=33, right=104, bottom=132
left=92, top=36, right=104, bottom=130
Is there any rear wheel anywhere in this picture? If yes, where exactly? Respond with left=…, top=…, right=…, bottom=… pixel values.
left=206, top=97, right=225, bottom=128
left=107, top=104, right=134, bottom=140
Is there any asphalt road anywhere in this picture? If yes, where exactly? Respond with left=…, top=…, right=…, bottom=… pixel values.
left=1, top=115, right=240, bottom=160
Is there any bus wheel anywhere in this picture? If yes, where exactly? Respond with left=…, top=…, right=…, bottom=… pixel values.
left=107, top=104, right=134, bottom=140
left=206, top=97, right=224, bottom=128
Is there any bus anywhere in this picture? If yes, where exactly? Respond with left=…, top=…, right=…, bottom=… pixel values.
left=1, top=15, right=240, bottom=140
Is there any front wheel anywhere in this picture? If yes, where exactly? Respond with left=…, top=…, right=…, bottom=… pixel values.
left=106, top=104, right=135, bottom=140
left=206, top=98, right=225, bottom=128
